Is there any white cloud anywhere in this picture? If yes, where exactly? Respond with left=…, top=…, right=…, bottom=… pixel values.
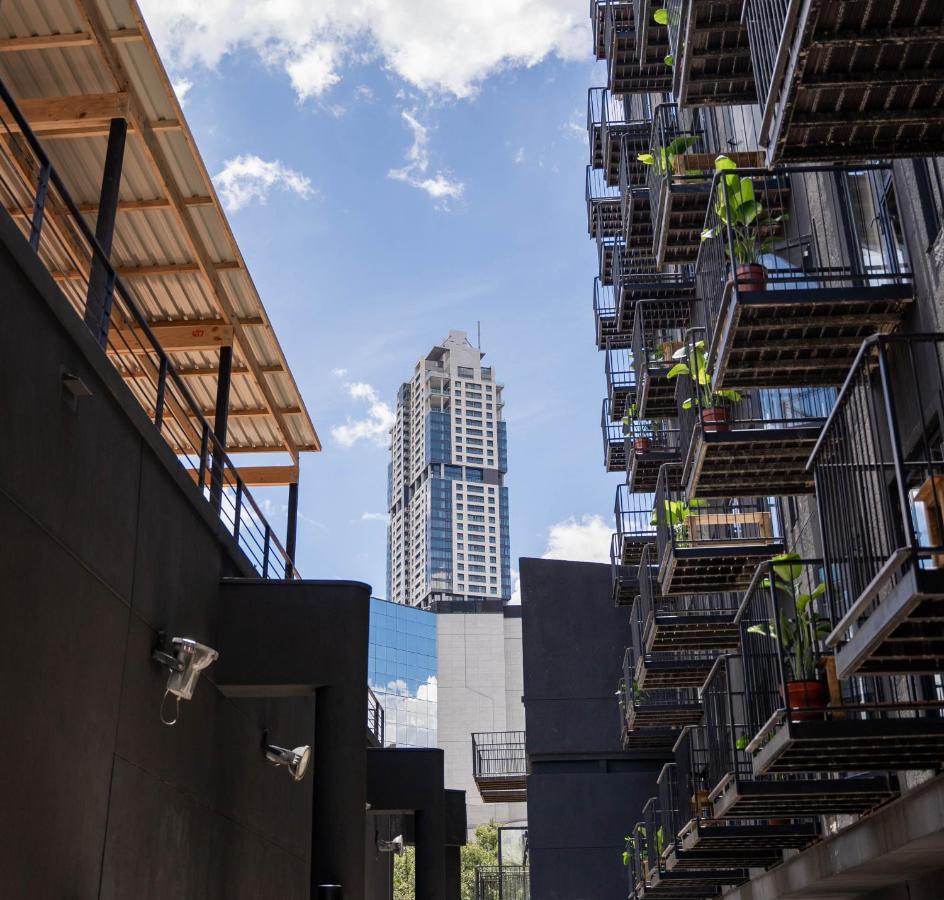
left=387, top=111, right=464, bottom=206
left=541, top=514, right=611, bottom=563
left=172, top=77, right=193, bottom=106
left=331, top=381, right=395, bottom=448
left=371, top=675, right=438, bottom=748
left=362, top=511, right=390, bottom=523
left=514, top=146, right=526, bottom=164
left=509, top=569, right=521, bottom=605
left=139, top=0, right=588, bottom=101
left=213, top=154, right=314, bottom=211
left=331, top=367, right=348, bottom=378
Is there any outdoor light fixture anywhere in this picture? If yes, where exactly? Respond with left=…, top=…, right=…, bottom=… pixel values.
left=152, top=633, right=219, bottom=726
left=377, top=835, right=405, bottom=856
left=262, top=732, right=312, bottom=782
left=60, top=367, right=92, bottom=411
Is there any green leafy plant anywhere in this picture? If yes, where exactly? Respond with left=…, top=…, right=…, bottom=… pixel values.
left=666, top=339, right=742, bottom=411
left=622, top=834, right=634, bottom=866
left=638, top=134, right=698, bottom=176
left=701, top=155, right=788, bottom=265
left=650, top=497, right=707, bottom=541
left=735, top=734, right=749, bottom=751
left=747, top=554, right=830, bottom=681
left=663, top=53, right=673, bottom=66
left=653, top=8, right=669, bottom=25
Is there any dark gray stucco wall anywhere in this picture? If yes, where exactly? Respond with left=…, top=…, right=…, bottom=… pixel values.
left=0, top=204, right=366, bottom=895
left=519, top=557, right=666, bottom=900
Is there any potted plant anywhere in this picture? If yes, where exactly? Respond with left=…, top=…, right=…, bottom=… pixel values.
left=622, top=404, right=653, bottom=453
left=666, top=339, right=741, bottom=432
left=700, top=155, right=788, bottom=293
left=748, top=554, right=831, bottom=721
left=651, top=497, right=707, bottom=542
left=638, top=133, right=699, bottom=177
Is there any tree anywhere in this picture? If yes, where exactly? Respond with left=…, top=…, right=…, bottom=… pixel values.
left=393, top=846, right=416, bottom=900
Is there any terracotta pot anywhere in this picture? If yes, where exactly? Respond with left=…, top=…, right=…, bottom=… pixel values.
left=634, top=437, right=652, bottom=453
left=785, top=680, right=826, bottom=722
left=701, top=407, right=731, bottom=433
left=735, top=262, right=767, bottom=293
left=768, top=818, right=790, bottom=826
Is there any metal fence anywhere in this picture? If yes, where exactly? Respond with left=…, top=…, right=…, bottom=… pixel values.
left=367, top=686, right=385, bottom=745
left=475, top=865, right=530, bottom=900
left=472, top=732, right=527, bottom=780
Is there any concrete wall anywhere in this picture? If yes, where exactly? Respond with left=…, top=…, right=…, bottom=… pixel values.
left=520, top=557, right=667, bottom=900
left=436, top=606, right=527, bottom=832
left=0, top=207, right=364, bottom=895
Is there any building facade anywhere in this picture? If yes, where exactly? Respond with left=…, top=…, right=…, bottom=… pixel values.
left=387, top=330, right=511, bottom=609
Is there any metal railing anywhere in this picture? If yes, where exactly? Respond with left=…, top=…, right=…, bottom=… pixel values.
left=0, top=77, right=298, bottom=579
left=646, top=103, right=708, bottom=235
left=586, top=164, right=622, bottom=237
left=742, top=0, right=797, bottom=145
left=809, top=334, right=944, bottom=645
left=472, top=731, right=527, bottom=780
left=367, top=686, right=385, bottom=745
left=605, top=342, right=638, bottom=417
left=631, top=297, right=690, bottom=399
left=693, top=163, right=912, bottom=374
left=630, top=593, right=716, bottom=676
left=702, top=655, right=755, bottom=793
left=475, top=866, right=530, bottom=900
left=623, top=644, right=700, bottom=726
left=615, top=482, right=657, bottom=548
left=593, top=278, right=620, bottom=349
left=611, top=531, right=641, bottom=608
left=602, top=398, right=627, bottom=469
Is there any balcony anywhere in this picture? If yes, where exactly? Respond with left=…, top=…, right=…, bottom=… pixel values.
left=471, top=731, right=527, bottom=803
left=615, top=266, right=697, bottom=342
left=637, top=544, right=740, bottom=653
left=654, top=465, right=783, bottom=595
left=623, top=647, right=703, bottom=729
left=587, top=87, right=652, bottom=187
left=632, top=298, right=692, bottom=417
left=702, top=655, right=898, bottom=820
left=475, top=865, right=530, bottom=900
left=602, top=398, right=628, bottom=473
left=745, top=0, right=944, bottom=162
left=595, top=278, right=630, bottom=351
left=615, top=482, right=657, bottom=567
left=672, top=332, right=831, bottom=497
left=810, top=335, right=944, bottom=677
left=667, top=728, right=819, bottom=870
left=597, top=234, right=637, bottom=286
left=665, top=0, right=755, bottom=107
left=694, top=162, right=913, bottom=390
left=605, top=0, right=674, bottom=93
left=611, top=532, right=643, bottom=607
left=605, top=342, right=638, bottom=421
left=632, top=593, right=717, bottom=690
left=587, top=165, right=623, bottom=239
left=646, top=104, right=764, bottom=265
left=626, top=417, right=681, bottom=493
left=737, top=557, right=944, bottom=776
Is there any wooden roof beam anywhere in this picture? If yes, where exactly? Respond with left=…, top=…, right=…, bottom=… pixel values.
left=31, top=119, right=181, bottom=139
left=9, top=195, right=213, bottom=217
left=110, top=322, right=234, bottom=352
left=74, top=0, right=308, bottom=459
left=185, top=464, right=299, bottom=487
left=0, top=29, right=142, bottom=52
left=122, top=361, right=283, bottom=379
left=13, top=92, right=130, bottom=132
left=51, top=260, right=241, bottom=280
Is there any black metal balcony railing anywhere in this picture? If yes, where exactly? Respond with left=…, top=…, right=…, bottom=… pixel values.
left=701, top=655, right=898, bottom=821
left=623, top=646, right=703, bottom=730
left=587, top=86, right=650, bottom=187
left=475, top=866, right=530, bottom=900
left=587, top=86, right=623, bottom=171
left=586, top=165, right=622, bottom=239
left=654, top=464, right=782, bottom=595
left=472, top=731, right=527, bottom=803
left=605, top=0, right=674, bottom=94
left=0, top=78, right=297, bottom=580
left=744, top=0, right=944, bottom=162
left=593, top=278, right=630, bottom=351
left=666, top=0, right=755, bottom=107
left=693, top=162, right=913, bottom=390
left=625, top=417, right=681, bottom=493
left=631, top=297, right=692, bottom=418
left=597, top=233, right=636, bottom=286
left=615, top=482, right=657, bottom=567
left=810, top=334, right=944, bottom=678
left=672, top=329, right=832, bottom=497
left=611, top=531, right=642, bottom=607
left=605, top=342, right=638, bottom=420
left=601, top=398, right=628, bottom=474
left=636, top=543, right=741, bottom=653
left=646, top=103, right=764, bottom=266
left=367, top=686, right=385, bottom=745
left=737, top=557, right=944, bottom=776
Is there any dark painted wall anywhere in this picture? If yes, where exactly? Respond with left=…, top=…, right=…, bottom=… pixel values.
left=520, top=558, right=666, bottom=900
left=0, top=205, right=366, bottom=895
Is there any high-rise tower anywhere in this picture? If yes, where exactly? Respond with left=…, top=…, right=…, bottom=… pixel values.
left=387, top=330, right=511, bottom=609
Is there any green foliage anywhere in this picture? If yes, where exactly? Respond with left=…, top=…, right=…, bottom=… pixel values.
left=664, top=53, right=674, bottom=66
left=701, top=155, right=788, bottom=265
left=393, top=846, right=416, bottom=900
left=637, top=134, right=698, bottom=176
left=666, top=339, right=742, bottom=412
left=653, top=8, right=669, bottom=25
left=460, top=821, right=500, bottom=900
left=650, top=497, right=707, bottom=541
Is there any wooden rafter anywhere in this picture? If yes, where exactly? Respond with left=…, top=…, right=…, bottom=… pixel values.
left=109, top=322, right=234, bottom=352
left=13, top=92, right=130, bottom=132
left=73, top=0, right=304, bottom=459
left=8, top=194, right=213, bottom=217
left=185, top=464, right=299, bottom=487
left=50, top=260, right=241, bottom=279
left=0, top=29, right=143, bottom=52
left=122, top=361, right=283, bottom=379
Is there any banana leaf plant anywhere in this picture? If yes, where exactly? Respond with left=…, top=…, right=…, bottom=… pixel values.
left=650, top=497, right=707, bottom=541
left=700, top=155, right=789, bottom=266
left=747, top=553, right=830, bottom=681
left=638, top=134, right=699, bottom=176
left=666, top=339, right=741, bottom=411
left=652, top=9, right=674, bottom=65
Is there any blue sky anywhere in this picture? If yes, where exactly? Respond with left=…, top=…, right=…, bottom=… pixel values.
left=142, top=1, right=615, bottom=597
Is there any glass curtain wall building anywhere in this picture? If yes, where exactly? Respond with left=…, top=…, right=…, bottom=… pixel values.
left=368, top=596, right=438, bottom=748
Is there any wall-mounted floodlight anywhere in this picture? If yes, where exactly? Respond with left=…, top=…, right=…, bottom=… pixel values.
left=152, top=634, right=218, bottom=726
left=263, top=733, right=312, bottom=782
left=377, top=835, right=405, bottom=856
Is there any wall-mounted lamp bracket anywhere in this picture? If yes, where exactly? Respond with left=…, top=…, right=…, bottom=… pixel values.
left=151, top=631, right=184, bottom=672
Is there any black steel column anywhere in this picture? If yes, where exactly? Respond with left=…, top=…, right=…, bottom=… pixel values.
left=209, top=345, right=233, bottom=511
left=84, top=117, right=127, bottom=345
left=312, top=684, right=367, bottom=898
left=414, top=806, right=446, bottom=900
left=444, top=846, right=461, bottom=900
left=284, top=480, right=299, bottom=578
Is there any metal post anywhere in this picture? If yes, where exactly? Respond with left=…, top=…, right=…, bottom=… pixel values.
left=233, top=480, right=243, bottom=545
left=209, top=345, right=233, bottom=512
left=84, top=117, right=127, bottom=345
left=284, top=480, right=299, bottom=579
left=197, top=423, right=210, bottom=489
left=154, top=355, right=169, bottom=431
left=262, top=524, right=271, bottom=578
left=28, top=162, right=49, bottom=251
